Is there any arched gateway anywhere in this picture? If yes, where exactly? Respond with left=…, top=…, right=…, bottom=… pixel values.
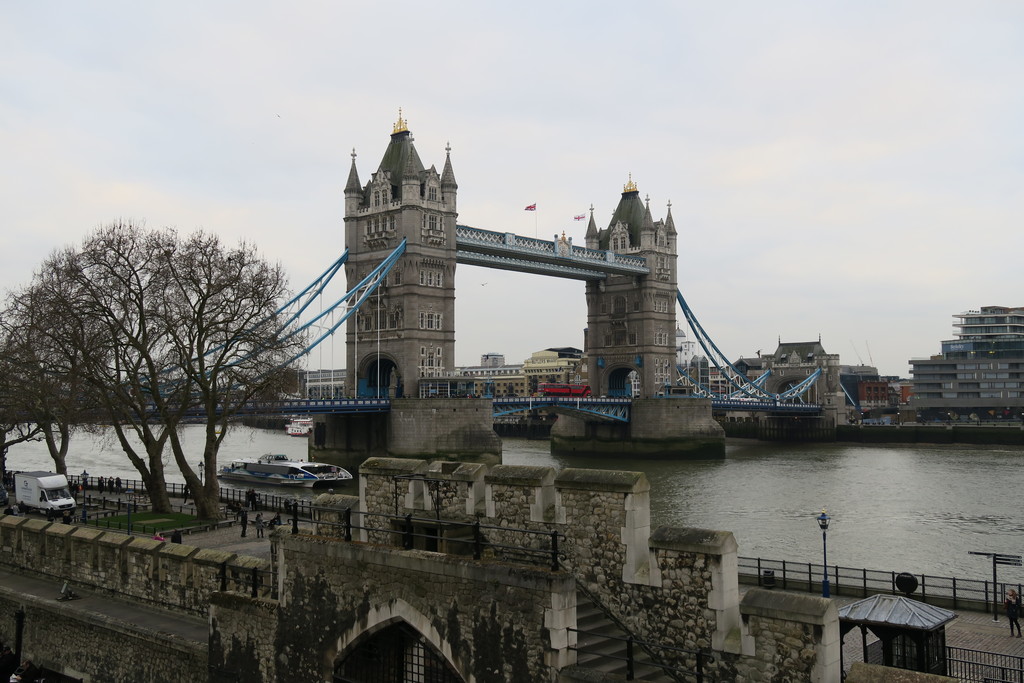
left=335, top=621, right=463, bottom=682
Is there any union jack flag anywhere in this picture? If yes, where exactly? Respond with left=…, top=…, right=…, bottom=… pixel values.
left=524, top=203, right=536, bottom=211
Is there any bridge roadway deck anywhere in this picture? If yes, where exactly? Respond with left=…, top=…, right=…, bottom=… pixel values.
left=3, top=501, right=1019, bottom=675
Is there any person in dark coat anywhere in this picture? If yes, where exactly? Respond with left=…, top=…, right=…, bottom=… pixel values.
left=240, top=509, right=248, bottom=538
left=1006, top=588, right=1022, bottom=637
left=0, top=646, right=16, bottom=680
left=170, top=529, right=183, bottom=544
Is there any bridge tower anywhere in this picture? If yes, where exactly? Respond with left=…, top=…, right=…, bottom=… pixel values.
left=584, top=178, right=678, bottom=397
left=343, top=113, right=458, bottom=398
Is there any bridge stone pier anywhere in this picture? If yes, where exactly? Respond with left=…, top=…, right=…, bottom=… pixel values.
left=551, top=397, right=726, bottom=458
left=314, top=398, right=502, bottom=471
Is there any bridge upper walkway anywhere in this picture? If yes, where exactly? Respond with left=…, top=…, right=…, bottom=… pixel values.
left=455, top=225, right=649, bottom=280
left=244, top=397, right=822, bottom=420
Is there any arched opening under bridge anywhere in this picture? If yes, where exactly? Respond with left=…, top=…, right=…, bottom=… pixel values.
left=362, top=356, right=403, bottom=398
left=606, top=366, right=638, bottom=398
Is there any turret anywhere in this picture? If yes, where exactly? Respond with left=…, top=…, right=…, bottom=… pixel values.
left=585, top=204, right=598, bottom=248
left=441, top=143, right=458, bottom=211
left=344, top=149, right=363, bottom=215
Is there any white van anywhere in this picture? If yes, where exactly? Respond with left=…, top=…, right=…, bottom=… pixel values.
left=14, top=472, right=77, bottom=514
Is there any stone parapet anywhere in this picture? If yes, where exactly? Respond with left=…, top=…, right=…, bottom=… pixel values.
left=0, top=583, right=207, bottom=682
left=0, top=515, right=268, bottom=616
left=735, top=588, right=840, bottom=682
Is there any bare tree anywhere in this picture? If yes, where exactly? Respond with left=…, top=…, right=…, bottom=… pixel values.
left=18, top=221, right=303, bottom=518
left=35, top=222, right=189, bottom=513
left=0, top=345, right=43, bottom=486
left=1, top=274, right=99, bottom=479
left=154, top=232, right=304, bottom=519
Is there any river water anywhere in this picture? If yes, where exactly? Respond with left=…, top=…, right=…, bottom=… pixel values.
left=5, top=426, right=1023, bottom=584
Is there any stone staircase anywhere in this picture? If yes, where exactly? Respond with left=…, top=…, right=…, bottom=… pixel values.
left=573, top=590, right=674, bottom=682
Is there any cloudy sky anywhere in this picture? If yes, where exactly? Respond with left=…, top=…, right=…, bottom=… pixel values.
left=2, top=2, right=1021, bottom=378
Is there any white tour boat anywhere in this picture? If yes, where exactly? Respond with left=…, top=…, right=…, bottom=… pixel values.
left=286, top=417, right=314, bottom=437
left=217, top=453, right=352, bottom=488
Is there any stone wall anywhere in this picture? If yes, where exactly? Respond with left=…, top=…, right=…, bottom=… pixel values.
left=208, top=593, right=279, bottom=682
left=0, top=516, right=270, bottom=617
left=347, top=458, right=840, bottom=681
left=0, top=457, right=842, bottom=681
left=0, top=586, right=206, bottom=682
left=735, top=589, right=840, bottom=681
left=212, top=534, right=577, bottom=681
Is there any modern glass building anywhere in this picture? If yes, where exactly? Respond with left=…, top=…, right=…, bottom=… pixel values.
left=909, top=306, right=1024, bottom=422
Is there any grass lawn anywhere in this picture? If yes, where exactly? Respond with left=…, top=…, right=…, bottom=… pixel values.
left=90, top=511, right=211, bottom=533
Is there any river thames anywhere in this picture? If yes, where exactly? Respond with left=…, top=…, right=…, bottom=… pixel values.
left=5, top=426, right=1024, bottom=585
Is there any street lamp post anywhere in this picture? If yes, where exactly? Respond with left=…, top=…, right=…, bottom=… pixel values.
left=81, top=470, right=89, bottom=491
left=817, top=508, right=831, bottom=598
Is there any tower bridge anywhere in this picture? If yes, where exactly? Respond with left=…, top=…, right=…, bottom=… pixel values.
left=298, top=114, right=842, bottom=467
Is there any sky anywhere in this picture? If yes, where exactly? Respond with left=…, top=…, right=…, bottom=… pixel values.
left=2, top=2, right=1022, bottom=378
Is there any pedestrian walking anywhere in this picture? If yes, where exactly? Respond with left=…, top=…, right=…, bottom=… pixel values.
left=240, top=509, right=248, bottom=538
left=1006, top=589, right=1022, bottom=637
left=115, top=476, right=122, bottom=493
left=255, top=513, right=265, bottom=538
left=97, top=477, right=104, bottom=495
left=182, top=483, right=190, bottom=504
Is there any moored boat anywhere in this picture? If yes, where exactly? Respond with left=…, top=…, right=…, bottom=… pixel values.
left=217, top=453, right=351, bottom=488
left=286, top=417, right=313, bottom=437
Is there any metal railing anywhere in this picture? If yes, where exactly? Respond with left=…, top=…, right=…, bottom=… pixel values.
left=947, top=646, right=1024, bottom=682
left=301, top=505, right=565, bottom=570
left=740, top=556, right=1021, bottom=613
left=568, top=627, right=713, bottom=682
left=218, top=561, right=278, bottom=600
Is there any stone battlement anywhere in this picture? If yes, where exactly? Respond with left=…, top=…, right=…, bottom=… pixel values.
left=0, top=516, right=269, bottom=617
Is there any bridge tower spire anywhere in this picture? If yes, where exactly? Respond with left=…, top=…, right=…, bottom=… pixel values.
left=585, top=176, right=678, bottom=398
left=343, top=112, right=457, bottom=398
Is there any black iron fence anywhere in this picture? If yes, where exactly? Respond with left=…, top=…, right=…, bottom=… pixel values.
left=218, top=561, right=278, bottom=600
left=302, top=504, right=565, bottom=570
left=568, top=628, right=714, bottom=682
left=740, top=556, right=1020, bottom=613
left=947, top=646, right=1024, bottom=682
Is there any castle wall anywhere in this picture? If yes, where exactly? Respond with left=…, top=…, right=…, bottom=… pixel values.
left=0, top=588, right=207, bottom=683
left=0, top=517, right=271, bottom=617
left=249, top=536, right=577, bottom=682
left=0, top=457, right=840, bottom=682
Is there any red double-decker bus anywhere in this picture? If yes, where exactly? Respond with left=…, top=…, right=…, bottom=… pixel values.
left=538, top=383, right=592, bottom=397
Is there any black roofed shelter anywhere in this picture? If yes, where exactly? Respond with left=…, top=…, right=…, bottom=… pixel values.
left=839, top=594, right=957, bottom=676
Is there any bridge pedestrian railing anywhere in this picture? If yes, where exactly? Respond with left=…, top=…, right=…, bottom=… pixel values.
left=739, top=556, right=1021, bottom=614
